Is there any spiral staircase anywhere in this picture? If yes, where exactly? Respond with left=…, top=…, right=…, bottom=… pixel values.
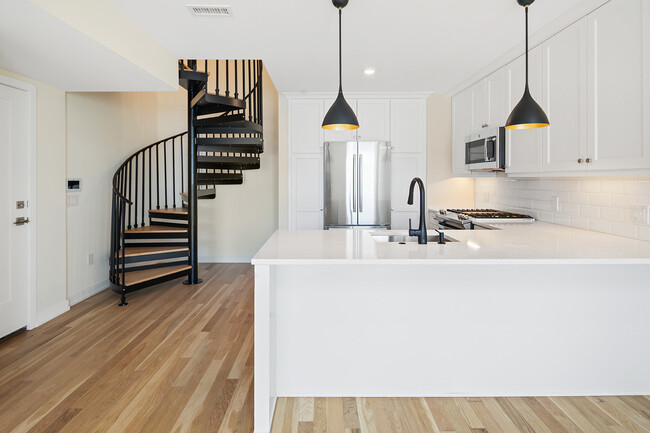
left=109, top=59, right=264, bottom=306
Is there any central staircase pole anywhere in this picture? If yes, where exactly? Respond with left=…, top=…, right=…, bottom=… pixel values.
left=184, top=80, right=203, bottom=285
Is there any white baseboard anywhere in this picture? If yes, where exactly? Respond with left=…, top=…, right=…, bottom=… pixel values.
left=199, top=255, right=252, bottom=264
left=68, top=279, right=109, bottom=306
left=32, top=300, right=70, bottom=329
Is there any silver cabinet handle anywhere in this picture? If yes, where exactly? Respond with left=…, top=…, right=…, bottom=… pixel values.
left=14, top=217, right=30, bottom=226
left=586, top=158, right=592, bottom=163
left=577, top=158, right=583, bottom=163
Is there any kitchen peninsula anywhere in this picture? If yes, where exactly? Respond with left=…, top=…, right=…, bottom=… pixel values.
left=251, top=225, right=650, bottom=433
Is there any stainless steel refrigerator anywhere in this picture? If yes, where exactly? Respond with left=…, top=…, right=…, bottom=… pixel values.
left=323, top=141, right=391, bottom=228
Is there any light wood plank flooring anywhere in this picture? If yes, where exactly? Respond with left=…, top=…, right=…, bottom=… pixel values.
left=2, top=263, right=649, bottom=433
left=272, top=396, right=650, bottom=433
left=0, top=263, right=254, bottom=433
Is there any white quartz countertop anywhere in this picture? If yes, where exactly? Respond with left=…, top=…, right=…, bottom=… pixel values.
left=251, top=222, right=650, bottom=265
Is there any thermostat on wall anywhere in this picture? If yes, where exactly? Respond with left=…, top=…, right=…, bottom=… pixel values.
left=67, top=179, right=81, bottom=192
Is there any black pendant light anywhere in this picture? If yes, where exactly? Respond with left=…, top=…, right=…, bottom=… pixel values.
left=506, top=0, right=550, bottom=130
left=322, top=0, right=359, bottom=131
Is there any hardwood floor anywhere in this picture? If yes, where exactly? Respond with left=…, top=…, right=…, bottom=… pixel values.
left=2, top=262, right=649, bottom=433
left=0, top=263, right=254, bottom=433
left=272, top=396, right=650, bottom=433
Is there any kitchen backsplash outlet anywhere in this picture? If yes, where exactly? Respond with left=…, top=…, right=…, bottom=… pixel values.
left=474, top=177, right=650, bottom=241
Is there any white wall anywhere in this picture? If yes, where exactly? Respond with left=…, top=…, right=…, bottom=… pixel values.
left=426, top=94, right=474, bottom=210
left=65, top=89, right=186, bottom=304
left=0, top=69, right=68, bottom=325
left=476, top=177, right=650, bottom=241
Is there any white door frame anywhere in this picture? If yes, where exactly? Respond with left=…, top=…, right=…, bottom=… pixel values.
left=0, top=73, right=38, bottom=330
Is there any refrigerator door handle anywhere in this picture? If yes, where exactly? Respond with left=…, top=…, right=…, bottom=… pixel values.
left=352, top=155, right=357, bottom=213
left=358, top=154, right=363, bottom=213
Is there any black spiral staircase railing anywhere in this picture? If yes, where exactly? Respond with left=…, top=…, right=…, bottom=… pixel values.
left=109, top=59, right=264, bottom=306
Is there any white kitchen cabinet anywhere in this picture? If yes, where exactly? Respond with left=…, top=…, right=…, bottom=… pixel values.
left=486, top=67, right=508, bottom=128
left=506, top=46, right=544, bottom=174
left=542, top=18, right=589, bottom=172
left=587, top=0, right=650, bottom=170
left=290, top=99, right=323, bottom=153
left=323, top=98, right=358, bottom=142
left=452, top=88, right=472, bottom=177
left=470, top=80, right=488, bottom=132
left=390, top=99, right=426, bottom=153
left=291, top=154, right=323, bottom=229
left=357, top=99, right=390, bottom=141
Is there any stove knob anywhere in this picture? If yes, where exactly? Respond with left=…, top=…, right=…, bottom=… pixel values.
left=439, top=209, right=447, bottom=215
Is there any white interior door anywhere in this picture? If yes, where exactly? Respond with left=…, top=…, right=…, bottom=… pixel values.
left=0, top=83, right=30, bottom=338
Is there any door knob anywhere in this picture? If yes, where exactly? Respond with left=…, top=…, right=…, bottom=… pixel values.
left=13, top=217, right=30, bottom=226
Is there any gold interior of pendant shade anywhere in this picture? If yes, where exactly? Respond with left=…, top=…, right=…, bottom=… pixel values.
left=322, top=123, right=360, bottom=131
left=505, top=122, right=550, bottom=130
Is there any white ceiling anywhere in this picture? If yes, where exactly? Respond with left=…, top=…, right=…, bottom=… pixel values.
left=109, top=0, right=587, bottom=93
left=0, top=0, right=176, bottom=92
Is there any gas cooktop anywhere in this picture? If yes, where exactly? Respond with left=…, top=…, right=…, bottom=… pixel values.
left=435, top=208, right=534, bottom=229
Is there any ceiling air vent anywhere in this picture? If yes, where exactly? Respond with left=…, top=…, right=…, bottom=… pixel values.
left=187, top=5, right=233, bottom=16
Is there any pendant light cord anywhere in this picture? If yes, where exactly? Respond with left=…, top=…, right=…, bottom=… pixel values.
left=525, top=5, right=529, bottom=91
left=339, top=8, right=343, bottom=93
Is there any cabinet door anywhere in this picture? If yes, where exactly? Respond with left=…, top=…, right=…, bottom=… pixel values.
left=587, top=0, right=649, bottom=170
left=291, top=154, right=323, bottom=229
left=390, top=99, right=426, bottom=153
left=486, top=67, right=508, bottom=128
left=470, top=80, right=488, bottom=132
left=542, top=18, right=589, bottom=172
left=506, top=46, right=544, bottom=173
left=391, top=153, right=426, bottom=212
left=452, top=88, right=472, bottom=176
left=290, top=99, right=323, bottom=153
left=323, top=98, right=358, bottom=142
left=357, top=99, right=390, bottom=141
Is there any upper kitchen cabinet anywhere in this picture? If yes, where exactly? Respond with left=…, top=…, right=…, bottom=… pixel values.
left=470, top=80, right=488, bottom=132
left=323, top=98, right=358, bottom=142
left=290, top=99, right=323, bottom=153
left=390, top=99, right=426, bottom=153
left=506, top=46, right=544, bottom=174
left=452, top=88, right=472, bottom=177
left=586, top=0, right=650, bottom=170
left=356, top=99, right=390, bottom=141
left=541, top=18, right=589, bottom=172
left=486, top=68, right=509, bottom=128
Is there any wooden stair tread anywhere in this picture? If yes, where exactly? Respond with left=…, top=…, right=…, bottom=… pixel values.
left=118, top=246, right=189, bottom=257
left=124, top=265, right=192, bottom=287
left=125, top=225, right=187, bottom=234
left=149, top=208, right=188, bottom=215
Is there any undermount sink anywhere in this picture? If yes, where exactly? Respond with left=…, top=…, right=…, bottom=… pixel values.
left=372, top=234, right=457, bottom=243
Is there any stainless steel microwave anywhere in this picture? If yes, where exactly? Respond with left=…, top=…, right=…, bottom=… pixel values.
left=465, top=127, right=506, bottom=171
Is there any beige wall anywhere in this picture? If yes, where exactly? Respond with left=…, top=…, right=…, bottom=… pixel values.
left=65, top=90, right=186, bottom=304
left=198, top=67, right=279, bottom=261
left=426, top=94, right=475, bottom=210
left=66, top=66, right=279, bottom=301
left=0, top=69, right=68, bottom=324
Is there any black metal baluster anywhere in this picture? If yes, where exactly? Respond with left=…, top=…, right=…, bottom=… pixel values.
left=119, top=200, right=127, bottom=306
left=258, top=60, right=263, bottom=125
left=226, top=60, right=230, bottom=97
left=134, top=154, right=139, bottom=227
left=148, top=148, right=152, bottom=221
left=180, top=135, right=184, bottom=197
left=141, top=152, right=145, bottom=226
left=127, top=160, right=132, bottom=229
left=216, top=59, right=219, bottom=95
left=156, top=145, right=160, bottom=209
left=235, top=59, right=239, bottom=99
left=248, top=60, right=252, bottom=121
left=164, top=140, right=168, bottom=208
left=172, top=138, right=176, bottom=208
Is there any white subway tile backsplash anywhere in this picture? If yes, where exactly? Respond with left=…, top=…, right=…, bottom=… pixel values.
left=475, top=177, right=650, bottom=242
left=589, top=193, right=611, bottom=207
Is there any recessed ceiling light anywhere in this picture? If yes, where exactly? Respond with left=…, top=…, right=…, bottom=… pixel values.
left=363, top=68, right=376, bottom=76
